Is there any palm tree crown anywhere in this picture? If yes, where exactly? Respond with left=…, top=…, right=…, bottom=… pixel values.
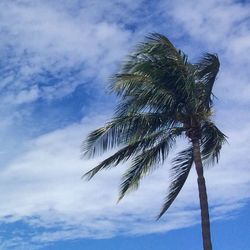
left=82, top=33, right=227, bottom=249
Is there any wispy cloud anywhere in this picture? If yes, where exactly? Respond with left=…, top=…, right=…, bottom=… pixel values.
left=0, top=0, right=139, bottom=104
left=0, top=0, right=249, bottom=249
left=163, top=0, right=250, bottom=104
left=0, top=113, right=249, bottom=248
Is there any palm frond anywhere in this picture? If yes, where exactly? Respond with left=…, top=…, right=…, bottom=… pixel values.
left=111, top=73, right=175, bottom=99
left=157, top=147, right=193, bottom=219
left=82, top=112, right=177, bottom=158
left=115, top=33, right=195, bottom=108
left=115, top=90, right=176, bottom=116
left=83, top=130, right=167, bottom=180
left=138, top=33, right=187, bottom=68
left=111, top=73, right=176, bottom=115
left=118, top=130, right=179, bottom=201
left=201, top=121, right=227, bottom=165
left=196, top=53, right=220, bottom=109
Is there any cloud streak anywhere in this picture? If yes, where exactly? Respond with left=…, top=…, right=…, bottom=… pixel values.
left=0, top=0, right=249, bottom=249
left=0, top=0, right=137, bottom=104
left=0, top=113, right=249, bottom=248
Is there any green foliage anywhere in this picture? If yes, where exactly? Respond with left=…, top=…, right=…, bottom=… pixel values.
left=82, top=33, right=226, bottom=218
left=201, top=121, right=227, bottom=165
left=196, top=53, right=220, bottom=110
left=158, top=147, right=193, bottom=219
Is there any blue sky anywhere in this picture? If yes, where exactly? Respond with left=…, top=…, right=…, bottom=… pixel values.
left=0, top=0, right=249, bottom=249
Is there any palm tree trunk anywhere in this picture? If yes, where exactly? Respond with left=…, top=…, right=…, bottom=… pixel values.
left=192, top=139, right=213, bottom=250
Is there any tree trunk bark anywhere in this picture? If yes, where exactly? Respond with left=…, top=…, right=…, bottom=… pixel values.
left=192, top=139, right=213, bottom=250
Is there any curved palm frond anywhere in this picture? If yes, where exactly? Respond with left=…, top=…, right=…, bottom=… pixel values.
left=83, top=130, right=169, bottom=180
left=201, top=121, right=227, bottom=165
left=113, top=33, right=196, bottom=110
left=112, top=73, right=176, bottom=115
left=136, top=33, right=188, bottom=72
left=115, top=92, right=175, bottom=116
left=82, top=112, right=178, bottom=158
left=118, top=129, right=180, bottom=201
left=123, top=33, right=185, bottom=72
left=196, top=53, right=220, bottom=110
left=157, top=147, right=193, bottom=219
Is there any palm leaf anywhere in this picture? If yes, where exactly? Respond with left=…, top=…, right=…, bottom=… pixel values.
left=111, top=73, right=176, bottom=115
left=83, top=130, right=167, bottom=180
left=82, top=112, right=177, bottom=158
left=196, top=53, right=220, bottom=109
left=157, top=147, right=193, bottom=219
left=118, top=33, right=195, bottom=106
left=118, top=130, right=179, bottom=201
left=201, top=121, right=227, bottom=165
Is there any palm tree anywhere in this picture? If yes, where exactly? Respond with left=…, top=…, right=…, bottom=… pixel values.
left=82, top=33, right=227, bottom=250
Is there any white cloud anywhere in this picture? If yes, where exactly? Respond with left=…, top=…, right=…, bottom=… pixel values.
left=0, top=0, right=250, bottom=249
left=0, top=0, right=139, bottom=166
left=164, top=0, right=250, bottom=103
left=2, top=86, right=40, bottom=105
left=1, top=0, right=249, bottom=105
left=167, top=0, right=249, bottom=44
left=0, top=0, right=136, bottom=103
left=0, top=113, right=249, bottom=248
